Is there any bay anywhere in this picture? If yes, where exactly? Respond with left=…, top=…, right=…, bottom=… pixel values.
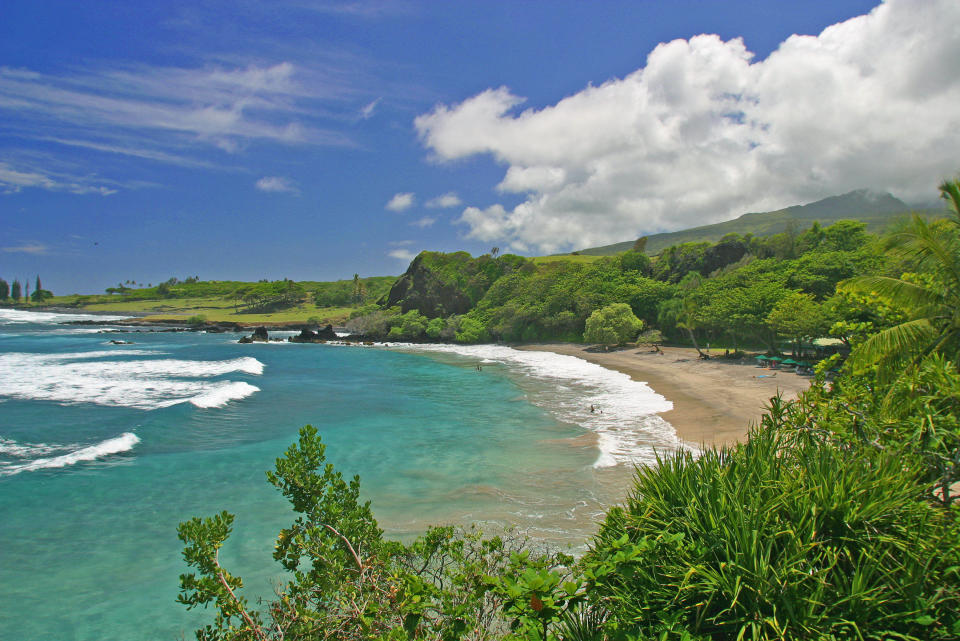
left=0, top=310, right=677, bottom=640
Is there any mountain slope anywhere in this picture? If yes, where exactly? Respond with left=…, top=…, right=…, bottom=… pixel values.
left=578, top=190, right=929, bottom=256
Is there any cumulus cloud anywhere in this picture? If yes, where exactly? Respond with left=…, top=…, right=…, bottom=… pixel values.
left=255, top=176, right=300, bottom=194
left=388, top=248, right=418, bottom=260
left=415, top=0, right=960, bottom=253
left=385, top=191, right=415, bottom=211
left=425, top=192, right=462, bottom=208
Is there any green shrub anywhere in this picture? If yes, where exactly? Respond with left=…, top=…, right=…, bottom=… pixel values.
left=583, top=303, right=642, bottom=346
left=583, top=398, right=960, bottom=640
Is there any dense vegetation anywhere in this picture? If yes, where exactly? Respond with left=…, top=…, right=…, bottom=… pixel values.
left=178, top=180, right=960, bottom=640
left=350, top=215, right=888, bottom=350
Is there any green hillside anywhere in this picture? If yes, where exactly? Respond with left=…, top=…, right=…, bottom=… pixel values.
left=579, top=189, right=941, bottom=256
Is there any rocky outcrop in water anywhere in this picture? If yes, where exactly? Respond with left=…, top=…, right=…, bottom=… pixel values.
left=239, top=326, right=269, bottom=343
left=289, top=324, right=339, bottom=343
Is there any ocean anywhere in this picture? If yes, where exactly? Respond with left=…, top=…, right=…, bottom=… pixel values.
left=0, top=309, right=678, bottom=640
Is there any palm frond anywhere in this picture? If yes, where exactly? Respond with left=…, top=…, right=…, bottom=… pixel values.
left=848, top=318, right=937, bottom=373
left=841, top=275, right=941, bottom=315
left=939, top=177, right=960, bottom=223
left=882, top=216, right=960, bottom=290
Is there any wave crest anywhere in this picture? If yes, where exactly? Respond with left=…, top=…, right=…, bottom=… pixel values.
left=0, top=433, right=140, bottom=476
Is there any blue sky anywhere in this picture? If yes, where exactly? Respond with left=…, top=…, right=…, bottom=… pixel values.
left=1, top=0, right=957, bottom=294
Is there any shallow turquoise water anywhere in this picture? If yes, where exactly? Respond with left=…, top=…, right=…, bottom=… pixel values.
left=0, top=311, right=676, bottom=640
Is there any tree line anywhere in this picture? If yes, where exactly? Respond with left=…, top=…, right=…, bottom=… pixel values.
left=346, top=214, right=895, bottom=354
left=0, top=275, right=52, bottom=303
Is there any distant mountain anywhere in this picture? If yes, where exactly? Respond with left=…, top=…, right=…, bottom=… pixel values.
left=577, top=190, right=940, bottom=256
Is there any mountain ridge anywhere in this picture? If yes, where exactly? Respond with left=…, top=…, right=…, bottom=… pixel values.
left=577, top=189, right=938, bottom=256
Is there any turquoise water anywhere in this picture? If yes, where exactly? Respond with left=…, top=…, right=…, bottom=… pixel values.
left=0, top=310, right=677, bottom=640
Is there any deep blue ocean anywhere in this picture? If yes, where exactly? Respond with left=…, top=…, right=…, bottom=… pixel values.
left=0, top=309, right=678, bottom=640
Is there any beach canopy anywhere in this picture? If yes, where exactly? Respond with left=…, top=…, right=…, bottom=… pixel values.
left=781, top=358, right=798, bottom=365
left=797, top=361, right=812, bottom=367
left=767, top=356, right=783, bottom=362
left=755, top=355, right=769, bottom=361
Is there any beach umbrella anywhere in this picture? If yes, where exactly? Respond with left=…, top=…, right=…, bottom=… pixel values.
left=781, top=358, right=798, bottom=365
left=797, top=361, right=812, bottom=367
left=767, top=356, right=783, bottom=362
left=755, top=355, right=768, bottom=361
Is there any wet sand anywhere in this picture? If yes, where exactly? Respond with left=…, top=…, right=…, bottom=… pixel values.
left=517, top=344, right=811, bottom=448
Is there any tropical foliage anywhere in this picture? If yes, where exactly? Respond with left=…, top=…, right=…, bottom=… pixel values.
left=842, top=179, right=960, bottom=381
left=179, top=179, right=960, bottom=640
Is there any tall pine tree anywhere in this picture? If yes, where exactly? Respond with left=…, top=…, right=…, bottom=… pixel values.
left=11, top=279, right=22, bottom=301
left=0, top=279, right=8, bottom=300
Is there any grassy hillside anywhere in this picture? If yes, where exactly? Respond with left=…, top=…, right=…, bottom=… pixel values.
left=28, top=276, right=396, bottom=325
left=579, top=189, right=942, bottom=256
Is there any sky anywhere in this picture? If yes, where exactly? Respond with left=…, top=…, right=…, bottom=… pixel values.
left=1, top=0, right=958, bottom=294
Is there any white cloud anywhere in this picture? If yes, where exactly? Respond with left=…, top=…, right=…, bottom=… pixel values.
left=0, top=161, right=116, bottom=195
left=388, top=239, right=415, bottom=246
left=415, top=0, right=960, bottom=253
left=385, top=191, right=414, bottom=211
left=388, top=248, right=418, bottom=260
left=411, top=216, right=436, bottom=228
left=359, top=97, right=381, bottom=119
left=255, top=176, right=300, bottom=194
left=1, top=242, right=49, bottom=254
left=425, top=191, right=462, bottom=208
left=0, top=60, right=355, bottom=164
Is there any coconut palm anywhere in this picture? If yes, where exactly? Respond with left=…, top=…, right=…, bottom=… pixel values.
left=842, top=178, right=960, bottom=380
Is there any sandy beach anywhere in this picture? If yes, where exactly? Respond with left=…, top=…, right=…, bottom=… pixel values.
left=518, top=344, right=811, bottom=448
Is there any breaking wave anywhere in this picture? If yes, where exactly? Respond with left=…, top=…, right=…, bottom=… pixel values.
left=394, top=344, right=682, bottom=468
left=0, top=433, right=140, bottom=476
left=0, top=351, right=263, bottom=409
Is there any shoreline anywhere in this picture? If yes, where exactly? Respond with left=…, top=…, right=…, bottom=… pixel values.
left=6, top=307, right=810, bottom=448
left=516, top=344, right=811, bottom=448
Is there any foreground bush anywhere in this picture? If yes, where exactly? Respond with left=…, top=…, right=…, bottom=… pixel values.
left=583, top=398, right=960, bottom=640
left=177, top=425, right=573, bottom=641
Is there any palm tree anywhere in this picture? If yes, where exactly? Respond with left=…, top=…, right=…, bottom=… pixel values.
left=842, top=178, right=960, bottom=380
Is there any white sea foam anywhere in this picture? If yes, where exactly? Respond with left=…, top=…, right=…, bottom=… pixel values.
left=0, top=309, right=128, bottom=325
left=0, top=437, right=76, bottom=458
left=0, top=433, right=140, bottom=476
left=189, top=381, right=261, bottom=408
left=395, top=344, right=683, bottom=468
left=0, top=351, right=264, bottom=409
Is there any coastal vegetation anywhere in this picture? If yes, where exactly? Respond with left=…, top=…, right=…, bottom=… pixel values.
left=178, top=179, right=960, bottom=639
left=348, top=215, right=888, bottom=350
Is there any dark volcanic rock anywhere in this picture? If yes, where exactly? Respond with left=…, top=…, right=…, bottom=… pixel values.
left=289, top=324, right=338, bottom=343
left=380, top=253, right=473, bottom=318
left=238, top=326, right=269, bottom=343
